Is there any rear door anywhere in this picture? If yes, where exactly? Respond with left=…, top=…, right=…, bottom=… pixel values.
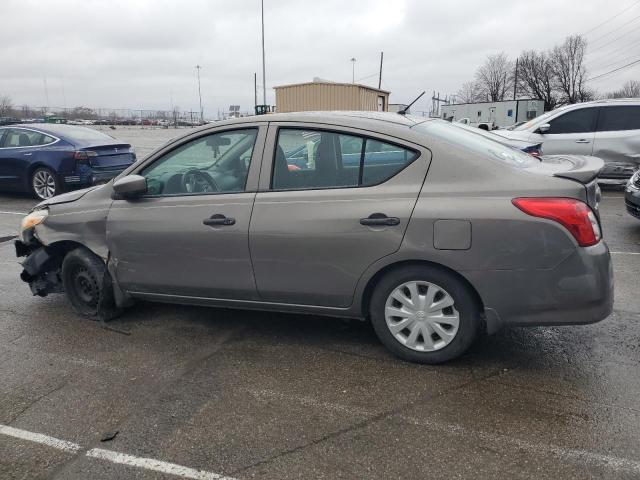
left=593, top=105, right=640, bottom=173
left=249, top=123, right=431, bottom=307
left=537, top=107, right=597, bottom=155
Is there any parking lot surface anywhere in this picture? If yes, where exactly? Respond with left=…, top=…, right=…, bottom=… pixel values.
left=1, top=127, right=639, bottom=479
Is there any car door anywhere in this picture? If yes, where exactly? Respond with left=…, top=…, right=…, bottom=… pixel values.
left=533, top=107, right=597, bottom=155
left=106, top=124, right=267, bottom=300
left=249, top=123, right=431, bottom=308
left=0, top=128, right=37, bottom=190
left=593, top=105, right=640, bottom=170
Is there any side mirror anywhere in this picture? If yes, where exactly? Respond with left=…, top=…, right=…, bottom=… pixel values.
left=537, top=123, right=551, bottom=134
left=113, top=174, right=147, bottom=198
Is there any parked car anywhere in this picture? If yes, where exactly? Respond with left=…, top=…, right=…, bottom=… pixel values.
left=14, top=112, right=612, bottom=364
left=0, top=124, right=136, bottom=199
left=495, top=99, right=640, bottom=186
left=625, top=169, right=640, bottom=219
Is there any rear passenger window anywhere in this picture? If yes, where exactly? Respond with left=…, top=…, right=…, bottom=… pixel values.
left=548, top=108, right=597, bottom=134
left=271, top=128, right=418, bottom=191
left=597, top=106, right=640, bottom=132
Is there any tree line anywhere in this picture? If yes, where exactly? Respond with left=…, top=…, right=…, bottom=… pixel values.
left=456, top=34, right=639, bottom=110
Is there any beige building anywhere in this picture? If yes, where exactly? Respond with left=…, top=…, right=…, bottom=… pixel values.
left=274, top=81, right=390, bottom=113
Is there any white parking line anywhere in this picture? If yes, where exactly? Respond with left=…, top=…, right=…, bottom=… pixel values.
left=0, top=211, right=26, bottom=215
left=611, top=251, right=640, bottom=255
left=0, top=424, right=235, bottom=480
left=0, top=424, right=81, bottom=453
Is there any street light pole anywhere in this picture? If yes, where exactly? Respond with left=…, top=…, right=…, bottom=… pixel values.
left=350, top=57, right=356, bottom=83
left=261, top=0, right=267, bottom=106
left=195, top=65, right=203, bottom=123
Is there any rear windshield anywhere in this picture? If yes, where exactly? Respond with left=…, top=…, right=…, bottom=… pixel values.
left=42, top=125, right=116, bottom=143
left=412, top=120, right=538, bottom=168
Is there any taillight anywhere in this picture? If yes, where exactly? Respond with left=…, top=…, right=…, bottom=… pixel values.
left=512, top=197, right=601, bottom=247
left=73, top=150, right=97, bottom=163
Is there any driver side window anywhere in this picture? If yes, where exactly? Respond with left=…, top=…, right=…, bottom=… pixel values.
left=141, top=128, right=257, bottom=196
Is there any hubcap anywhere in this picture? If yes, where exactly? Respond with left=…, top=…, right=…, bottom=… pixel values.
left=33, top=170, right=56, bottom=199
left=385, top=281, right=460, bottom=352
left=73, top=268, right=98, bottom=306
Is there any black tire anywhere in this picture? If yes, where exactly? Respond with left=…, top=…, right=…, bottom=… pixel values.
left=61, top=248, right=123, bottom=322
left=30, top=166, right=61, bottom=200
left=369, top=265, right=480, bottom=364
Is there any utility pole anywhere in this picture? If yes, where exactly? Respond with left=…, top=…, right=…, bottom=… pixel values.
left=195, top=65, right=203, bottom=123
left=350, top=57, right=356, bottom=83
left=254, top=72, right=258, bottom=112
left=378, top=52, right=384, bottom=89
left=261, top=0, right=266, bottom=106
left=513, top=58, right=518, bottom=101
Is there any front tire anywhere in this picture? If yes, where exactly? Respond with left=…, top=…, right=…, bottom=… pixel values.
left=61, top=248, right=123, bottom=321
left=370, top=265, right=480, bottom=364
left=31, top=167, right=60, bottom=200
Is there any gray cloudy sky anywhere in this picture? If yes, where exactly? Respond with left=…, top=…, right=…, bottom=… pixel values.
left=1, top=0, right=638, bottom=117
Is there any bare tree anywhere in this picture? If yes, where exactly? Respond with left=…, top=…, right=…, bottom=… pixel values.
left=550, top=35, right=590, bottom=104
left=605, top=79, right=640, bottom=98
left=456, top=81, right=480, bottom=103
left=516, top=50, right=558, bottom=111
left=474, top=53, right=514, bottom=102
left=0, top=95, right=12, bottom=117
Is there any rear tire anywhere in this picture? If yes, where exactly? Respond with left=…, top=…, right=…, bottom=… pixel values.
left=369, top=265, right=480, bottom=364
left=31, top=166, right=61, bottom=200
left=61, top=248, right=123, bottom=322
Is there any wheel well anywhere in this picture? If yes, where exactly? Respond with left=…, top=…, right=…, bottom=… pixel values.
left=477, top=124, right=489, bottom=131
left=46, top=240, right=88, bottom=260
left=360, top=260, right=485, bottom=319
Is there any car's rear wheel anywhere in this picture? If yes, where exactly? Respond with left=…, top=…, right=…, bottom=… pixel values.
left=61, top=248, right=123, bottom=321
left=31, top=167, right=60, bottom=200
left=370, top=265, right=480, bottom=364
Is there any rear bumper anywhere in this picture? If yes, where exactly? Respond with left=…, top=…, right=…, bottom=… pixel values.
left=62, top=166, right=127, bottom=189
left=466, top=241, right=614, bottom=330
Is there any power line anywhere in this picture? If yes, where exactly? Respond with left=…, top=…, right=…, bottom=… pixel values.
left=589, top=50, right=640, bottom=74
left=582, top=0, right=640, bottom=35
left=588, top=13, right=640, bottom=45
left=587, top=24, right=640, bottom=55
left=587, top=36, right=640, bottom=67
left=587, top=58, right=640, bottom=81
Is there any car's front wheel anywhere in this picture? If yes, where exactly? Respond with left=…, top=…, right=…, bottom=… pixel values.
left=31, top=167, right=60, bottom=200
left=61, top=248, right=123, bottom=321
left=370, top=265, right=480, bottom=364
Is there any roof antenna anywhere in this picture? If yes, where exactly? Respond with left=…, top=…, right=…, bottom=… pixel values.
left=398, top=91, right=425, bottom=115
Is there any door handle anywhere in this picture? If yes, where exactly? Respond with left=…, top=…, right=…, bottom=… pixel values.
left=360, top=213, right=400, bottom=226
left=23, top=152, right=32, bottom=156
left=575, top=139, right=590, bottom=144
left=203, top=214, right=235, bottom=226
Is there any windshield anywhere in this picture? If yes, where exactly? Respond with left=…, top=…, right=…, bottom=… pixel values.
left=512, top=104, right=574, bottom=131
left=413, top=120, right=538, bottom=168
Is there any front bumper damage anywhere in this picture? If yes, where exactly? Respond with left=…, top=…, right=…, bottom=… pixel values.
left=15, top=235, right=64, bottom=297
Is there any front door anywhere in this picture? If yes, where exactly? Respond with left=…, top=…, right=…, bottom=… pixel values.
left=533, top=107, right=597, bottom=156
left=0, top=128, right=35, bottom=190
left=249, top=124, right=431, bottom=307
left=107, top=125, right=266, bottom=300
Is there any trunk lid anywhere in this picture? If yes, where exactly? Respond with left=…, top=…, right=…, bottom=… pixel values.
left=523, top=154, right=604, bottom=211
left=82, top=144, right=135, bottom=169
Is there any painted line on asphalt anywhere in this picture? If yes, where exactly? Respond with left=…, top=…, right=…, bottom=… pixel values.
left=611, top=251, right=640, bottom=255
left=0, top=210, right=27, bottom=215
left=0, top=424, right=235, bottom=480
left=400, top=415, right=640, bottom=475
left=0, top=424, right=82, bottom=453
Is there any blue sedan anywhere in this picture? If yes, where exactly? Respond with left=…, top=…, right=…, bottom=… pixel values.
left=0, top=124, right=136, bottom=199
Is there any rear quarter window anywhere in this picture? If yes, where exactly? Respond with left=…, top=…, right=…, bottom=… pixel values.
left=413, top=121, right=538, bottom=168
left=597, top=106, right=640, bottom=132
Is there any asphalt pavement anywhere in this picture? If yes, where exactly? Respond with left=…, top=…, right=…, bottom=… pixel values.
left=1, top=167, right=639, bottom=478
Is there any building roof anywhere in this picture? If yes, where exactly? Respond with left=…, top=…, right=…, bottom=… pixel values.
left=274, top=81, right=390, bottom=95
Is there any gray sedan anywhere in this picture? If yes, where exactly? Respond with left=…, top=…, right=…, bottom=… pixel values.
left=15, top=112, right=613, bottom=363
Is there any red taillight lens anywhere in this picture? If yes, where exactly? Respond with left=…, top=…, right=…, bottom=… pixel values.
left=512, top=197, right=601, bottom=247
left=73, top=150, right=97, bottom=163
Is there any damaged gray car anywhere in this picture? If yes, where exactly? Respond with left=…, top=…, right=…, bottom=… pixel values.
left=15, top=112, right=614, bottom=363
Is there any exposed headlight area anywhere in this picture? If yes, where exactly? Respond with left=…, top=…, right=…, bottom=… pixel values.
left=627, top=170, right=640, bottom=191
left=20, top=208, right=48, bottom=243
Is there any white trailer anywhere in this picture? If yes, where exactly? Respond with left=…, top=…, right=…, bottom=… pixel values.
left=441, top=99, right=545, bottom=130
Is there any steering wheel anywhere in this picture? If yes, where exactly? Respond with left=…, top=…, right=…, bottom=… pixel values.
left=181, top=170, right=219, bottom=194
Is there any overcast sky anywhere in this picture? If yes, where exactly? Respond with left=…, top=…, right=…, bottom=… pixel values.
left=1, top=0, right=638, bottom=117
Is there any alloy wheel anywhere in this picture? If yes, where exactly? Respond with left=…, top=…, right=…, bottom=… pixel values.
left=32, top=170, right=56, bottom=199
left=384, top=280, right=460, bottom=352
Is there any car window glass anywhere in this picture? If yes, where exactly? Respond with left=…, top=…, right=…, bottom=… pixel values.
left=597, top=106, right=640, bottom=132
left=141, top=128, right=257, bottom=196
left=272, top=129, right=361, bottom=190
left=548, top=108, right=596, bottom=134
left=362, top=139, right=418, bottom=186
left=271, top=128, right=418, bottom=191
left=2, top=129, right=56, bottom=147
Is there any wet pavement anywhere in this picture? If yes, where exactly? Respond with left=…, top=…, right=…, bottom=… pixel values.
left=0, top=138, right=639, bottom=478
